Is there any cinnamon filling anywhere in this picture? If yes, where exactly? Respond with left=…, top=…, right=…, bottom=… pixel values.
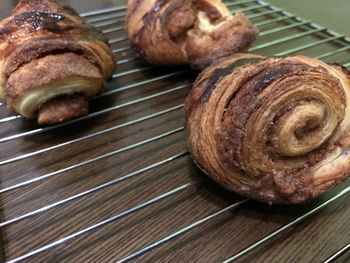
left=38, top=93, right=88, bottom=125
left=166, top=0, right=230, bottom=41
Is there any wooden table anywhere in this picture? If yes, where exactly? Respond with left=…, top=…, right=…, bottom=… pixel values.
left=0, top=1, right=349, bottom=262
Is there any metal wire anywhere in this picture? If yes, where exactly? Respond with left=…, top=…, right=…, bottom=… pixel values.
left=250, top=28, right=324, bottom=51
left=0, top=29, right=342, bottom=174
left=118, top=199, right=249, bottom=263
left=108, top=14, right=310, bottom=53
left=92, top=20, right=124, bottom=28
left=86, top=13, right=125, bottom=24
left=103, top=70, right=190, bottom=96
left=91, top=0, right=263, bottom=30
left=323, top=243, right=350, bottom=263
left=276, top=35, right=344, bottom=56
left=0, top=126, right=184, bottom=193
left=80, top=0, right=258, bottom=19
left=0, top=151, right=189, bottom=227
left=6, top=182, right=199, bottom=263
left=232, top=4, right=269, bottom=13
left=1, top=1, right=350, bottom=262
left=116, top=56, right=139, bottom=64
left=224, top=0, right=258, bottom=6
left=102, top=26, right=124, bottom=34
left=113, top=46, right=132, bottom=53
left=0, top=33, right=348, bottom=232
left=0, top=14, right=295, bottom=110
left=89, top=3, right=268, bottom=25
left=259, top=21, right=310, bottom=36
left=107, top=21, right=333, bottom=83
left=0, top=75, right=189, bottom=134
left=90, top=1, right=271, bottom=25
left=109, top=37, right=129, bottom=44
left=316, top=46, right=350, bottom=60
left=0, top=105, right=185, bottom=167
left=80, top=5, right=127, bottom=17
left=0, top=83, right=190, bottom=144
left=112, top=66, right=153, bottom=78
left=0, top=22, right=335, bottom=124
left=223, top=185, right=350, bottom=263
left=254, top=16, right=292, bottom=27
left=83, top=0, right=257, bottom=25
left=0, top=115, right=20, bottom=123
left=101, top=5, right=275, bottom=43
left=0, top=12, right=347, bottom=195
left=248, top=9, right=282, bottom=19
left=0, top=32, right=344, bottom=163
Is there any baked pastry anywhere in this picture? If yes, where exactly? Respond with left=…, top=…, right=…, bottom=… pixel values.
left=185, top=53, right=350, bottom=204
left=127, top=0, right=258, bottom=69
left=0, top=0, right=116, bottom=125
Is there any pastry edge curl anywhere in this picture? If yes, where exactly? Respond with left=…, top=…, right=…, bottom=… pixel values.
left=127, top=0, right=258, bottom=69
left=5, top=53, right=104, bottom=124
left=185, top=53, right=350, bottom=204
left=0, top=0, right=116, bottom=124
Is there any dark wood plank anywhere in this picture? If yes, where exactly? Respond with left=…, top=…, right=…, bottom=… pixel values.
left=0, top=0, right=349, bottom=262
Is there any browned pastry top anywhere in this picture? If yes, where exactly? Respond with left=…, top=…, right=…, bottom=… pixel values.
left=185, top=54, right=350, bottom=204
left=38, top=93, right=88, bottom=125
left=6, top=52, right=102, bottom=101
left=0, top=0, right=105, bottom=42
left=5, top=52, right=103, bottom=122
left=0, top=0, right=116, bottom=125
left=127, top=0, right=258, bottom=69
left=0, top=0, right=115, bottom=80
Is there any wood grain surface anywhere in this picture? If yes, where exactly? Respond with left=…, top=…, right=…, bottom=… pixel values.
left=0, top=1, right=349, bottom=262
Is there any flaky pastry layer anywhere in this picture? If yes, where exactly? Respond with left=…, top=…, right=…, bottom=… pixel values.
left=185, top=53, right=350, bottom=204
left=0, top=0, right=116, bottom=124
left=127, top=0, right=258, bottom=69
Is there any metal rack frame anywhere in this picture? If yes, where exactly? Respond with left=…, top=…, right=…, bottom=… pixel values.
left=0, top=0, right=349, bottom=262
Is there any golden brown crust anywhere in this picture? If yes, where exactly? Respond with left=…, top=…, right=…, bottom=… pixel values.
left=5, top=53, right=103, bottom=121
left=4, top=37, right=99, bottom=77
left=186, top=13, right=258, bottom=69
left=185, top=53, right=350, bottom=204
left=0, top=0, right=116, bottom=124
left=6, top=53, right=102, bottom=103
left=13, top=0, right=82, bottom=16
left=127, top=0, right=258, bottom=69
left=0, top=0, right=115, bottom=79
left=38, top=94, right=88, bottom=125
left=166, top=1, right=196, bottom=40
left=128, top=0, right=189, bottom=66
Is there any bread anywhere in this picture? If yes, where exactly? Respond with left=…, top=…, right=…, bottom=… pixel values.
left=0, top=0, right=116, bottom=125
left=185, top=53, right=350, bottom=204
left=127, top=0, right=258, bottom=69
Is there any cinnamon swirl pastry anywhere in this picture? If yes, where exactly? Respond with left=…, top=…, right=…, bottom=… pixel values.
left=0, top=0, right=116, bottom=125
left=185, top=53, right=350, bottom=204
left=127, top=0, right=258, bottom=69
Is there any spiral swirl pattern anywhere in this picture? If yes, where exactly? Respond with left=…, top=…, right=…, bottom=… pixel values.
left=185, top=54, right=350, bottom=204
left=127, top=0, right=258, bottom=69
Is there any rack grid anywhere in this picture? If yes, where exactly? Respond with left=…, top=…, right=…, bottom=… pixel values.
left=0, top=0, right=349, bottom=262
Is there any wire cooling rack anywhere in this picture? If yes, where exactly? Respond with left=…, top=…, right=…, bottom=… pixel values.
left=0, top=0, right=349, bottom=262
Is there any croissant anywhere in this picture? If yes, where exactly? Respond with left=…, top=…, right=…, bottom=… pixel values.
left=127, top=0, right=258, bottom=69
left=0, top=0, right=116, bottom=125
left=185, top=53, right=350, bottom=204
